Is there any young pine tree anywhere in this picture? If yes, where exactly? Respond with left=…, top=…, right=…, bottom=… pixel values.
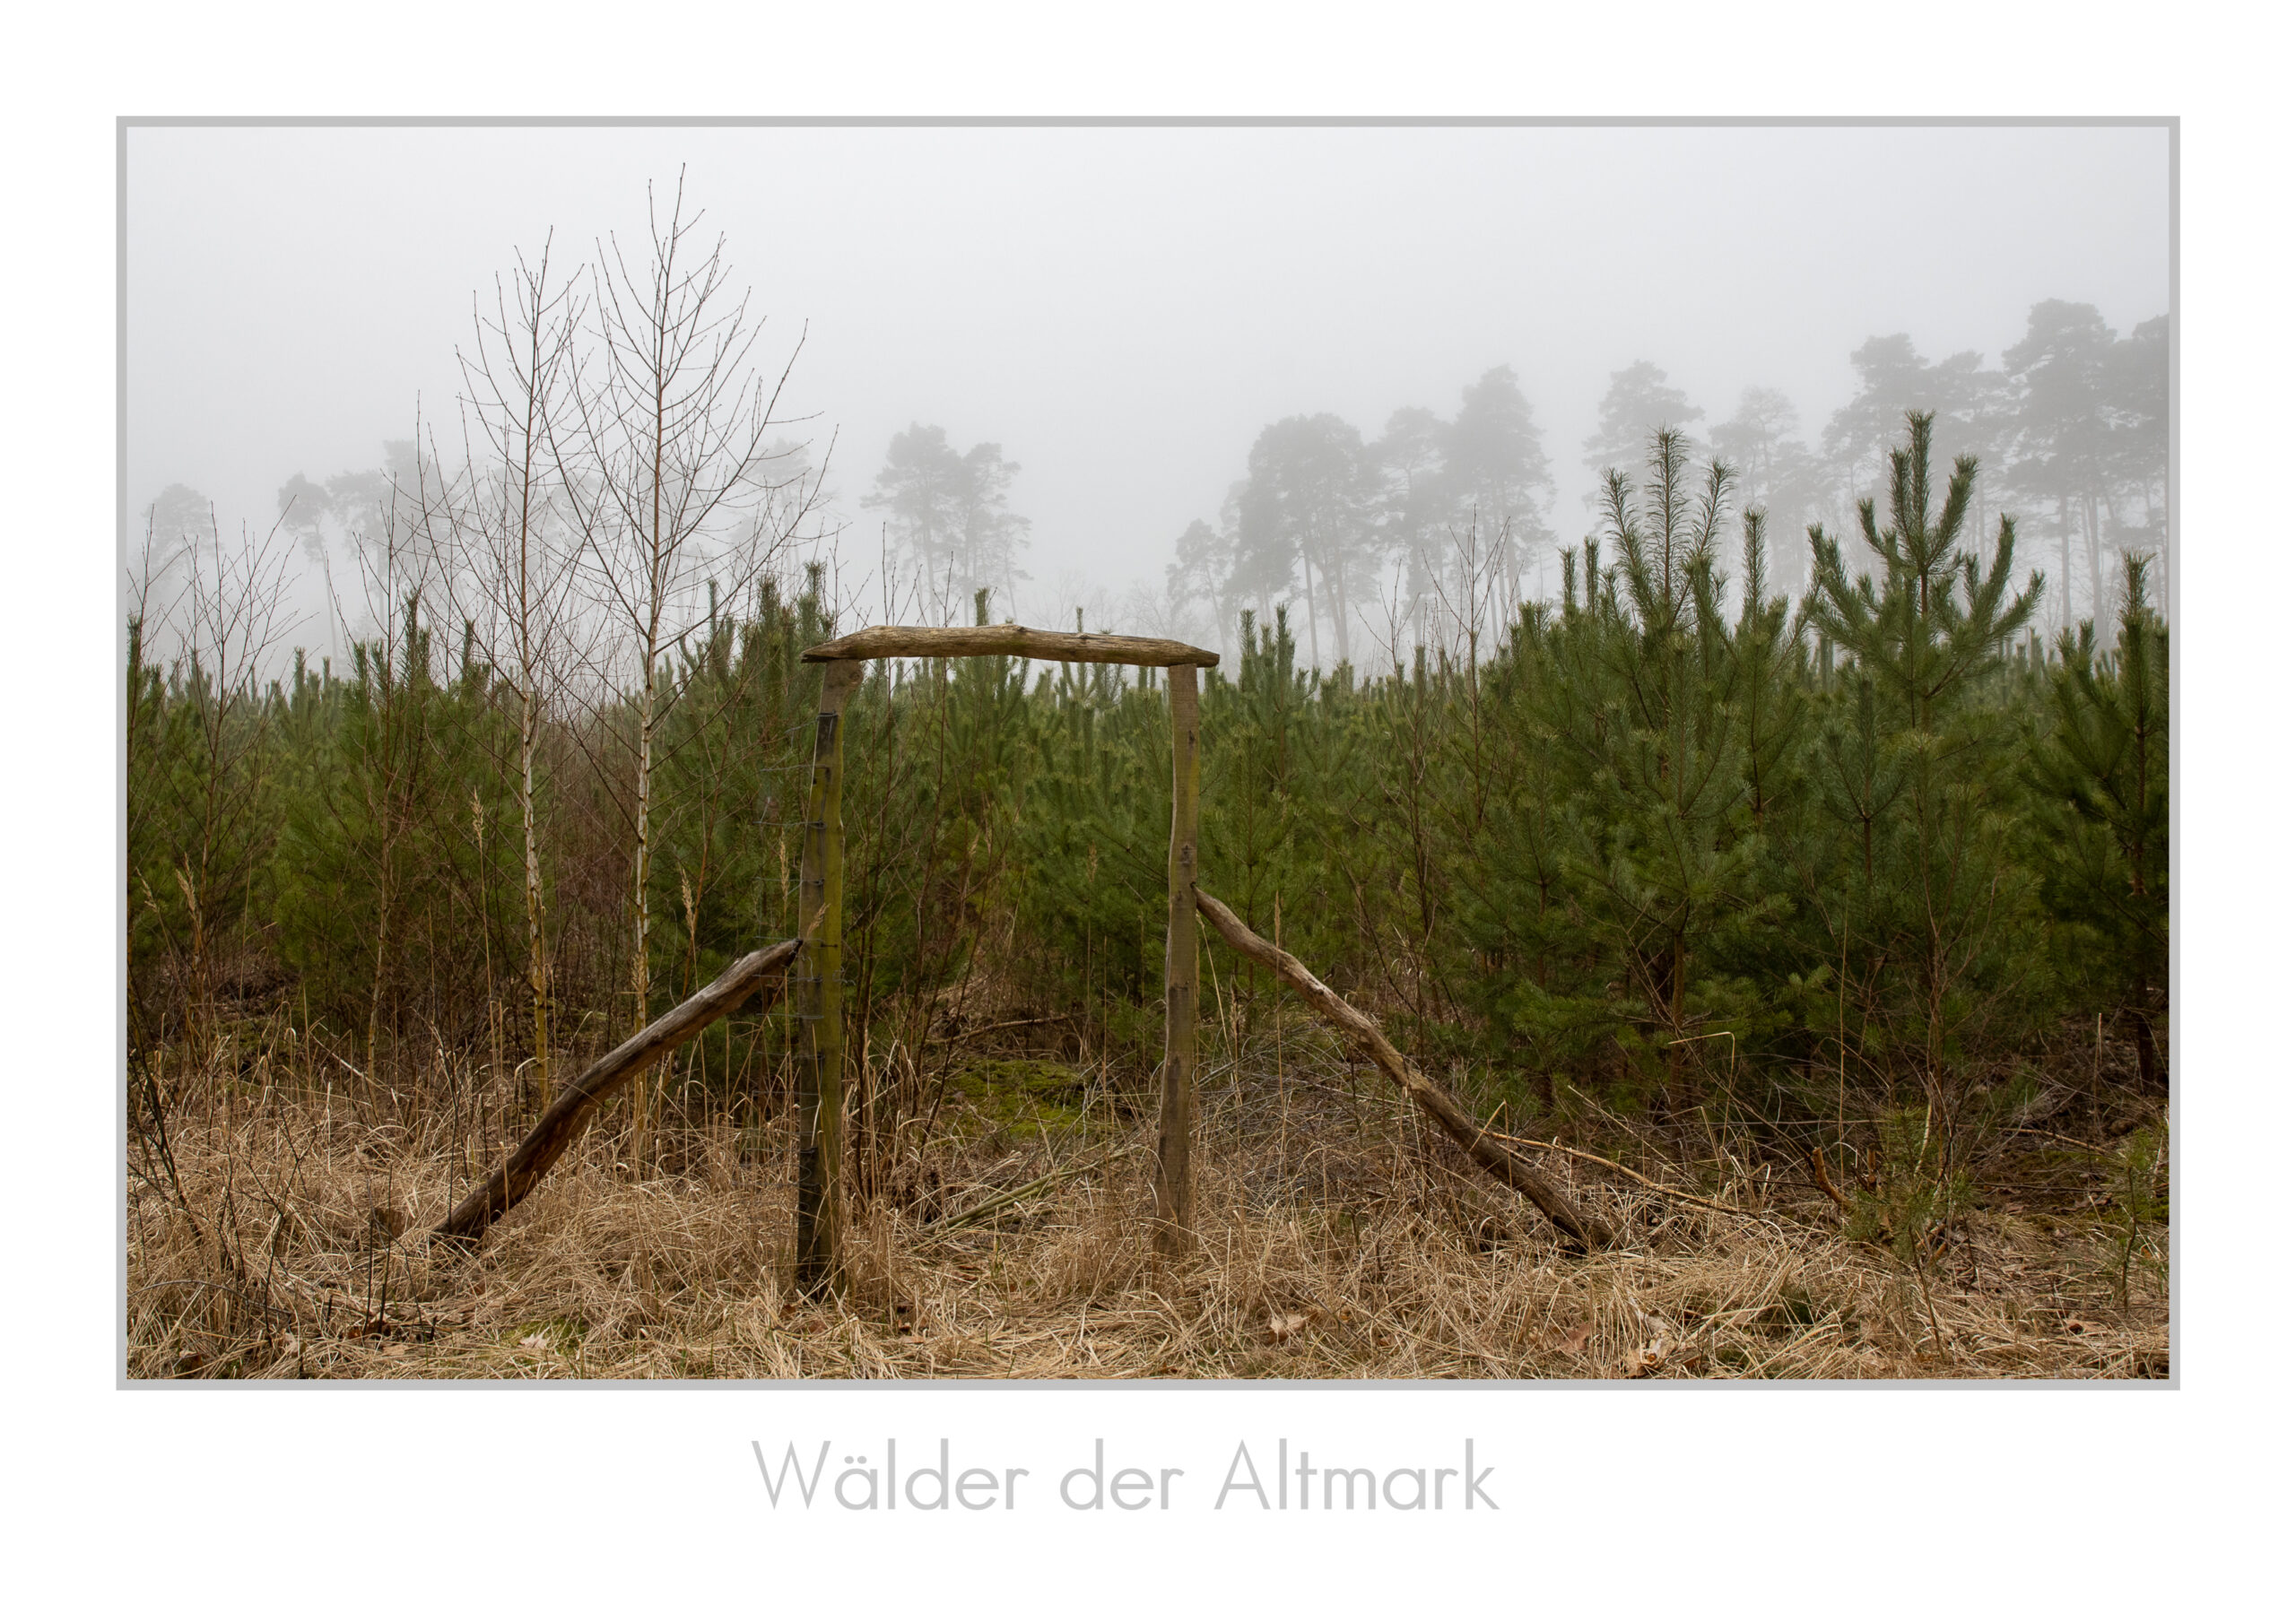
left=1802, top=411, right=2045, bottom=1132
left=1549, top=432, right=1779, bottom=1117
left=2024, top=551, right=2169, bottom=1085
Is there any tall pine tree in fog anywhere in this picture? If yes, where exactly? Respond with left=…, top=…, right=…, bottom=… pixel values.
left=2000, top=300, right=2124, bottom=633
left=1583, top=361, right=1703, bottom=517
left=1368, top=404, right=1452, bottom=637
left=1235, top=413, right=1370, bottom=671
left=1711, top=387, right=1831, bottom=598
left=865, top=423, right=1031, bottom=615
left=2102, top=315, right=2170, bottom=564
left=1446, top=364, right=1555, bottom=604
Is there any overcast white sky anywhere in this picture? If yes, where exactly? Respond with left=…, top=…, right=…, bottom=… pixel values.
left=126, top=121, right=2169, bottom=624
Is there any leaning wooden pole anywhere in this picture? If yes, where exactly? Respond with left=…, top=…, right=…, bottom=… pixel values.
left=433, top=940, right=800, bottom=1243
left=1192, top=888, right=1613, bottom=1249
left=1154, top=664, right=1202, bottom=1254
left=794, top=658, right=862, bottom=1294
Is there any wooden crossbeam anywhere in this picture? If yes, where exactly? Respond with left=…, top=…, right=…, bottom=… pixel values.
left=801, top=624, right=1218, bottom=668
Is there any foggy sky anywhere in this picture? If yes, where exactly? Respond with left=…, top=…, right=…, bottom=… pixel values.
left=125, top=122, right=2170, bottom=629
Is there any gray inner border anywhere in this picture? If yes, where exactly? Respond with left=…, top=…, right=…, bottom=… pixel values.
left=118, top=113, right=2177, bottom=1392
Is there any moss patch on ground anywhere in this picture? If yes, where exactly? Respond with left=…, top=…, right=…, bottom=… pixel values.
left=942, top=1058, right=1111, bottom=1141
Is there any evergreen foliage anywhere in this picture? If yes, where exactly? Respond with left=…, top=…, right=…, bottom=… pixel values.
left=2024, top=552, right=2170, bottom=1083
left=127, top=416, right=2167, bottom=1178
left=267, top=595, right=524, bottom=1059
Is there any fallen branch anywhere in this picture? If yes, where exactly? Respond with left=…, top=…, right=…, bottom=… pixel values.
left=433, top=940, right=801, bottom=1243
left=1192, top=887, right=1612, bottom=1249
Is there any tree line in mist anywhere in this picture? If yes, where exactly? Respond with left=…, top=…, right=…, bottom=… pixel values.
left=1147, top=304, right=2165, bottom=672
left=140, top=287, right=2166, bottom=694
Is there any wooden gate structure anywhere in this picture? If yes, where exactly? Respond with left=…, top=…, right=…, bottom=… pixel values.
left=787, top=624, right=1218, bottom=1286
left=435, top=623, right=1607, bottom=1277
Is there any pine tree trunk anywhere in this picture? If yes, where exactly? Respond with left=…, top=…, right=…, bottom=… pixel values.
left=2124, top=1008, right=2162, bottom=1090
left=1300, top=551, right=1323, bottom=671
left=2057, top=495, right=2074, bottom=633
left=2085, top=493, right=2103, bottom=626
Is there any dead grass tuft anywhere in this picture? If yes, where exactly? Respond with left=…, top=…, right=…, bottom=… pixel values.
left=126, top=1023, right=2168, bottom=1381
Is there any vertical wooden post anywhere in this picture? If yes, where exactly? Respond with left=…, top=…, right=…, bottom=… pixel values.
left=795, top=657, right=861, bottom=1294
left=1155, top=664, right=1201, bottom=1255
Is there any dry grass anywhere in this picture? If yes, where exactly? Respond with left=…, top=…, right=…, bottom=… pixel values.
left=125, top=1020, right=2168, bottom=1382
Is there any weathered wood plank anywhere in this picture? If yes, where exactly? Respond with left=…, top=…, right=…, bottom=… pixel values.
left=1192, top=887, right=1613, bottom=1249
left=801, top=624, right=1218, bottom=668
left=433, top=940, right=801, bottom=1242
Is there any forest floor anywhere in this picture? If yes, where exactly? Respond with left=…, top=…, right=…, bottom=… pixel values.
left=125, top=1016, right=2169, bottom=1381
